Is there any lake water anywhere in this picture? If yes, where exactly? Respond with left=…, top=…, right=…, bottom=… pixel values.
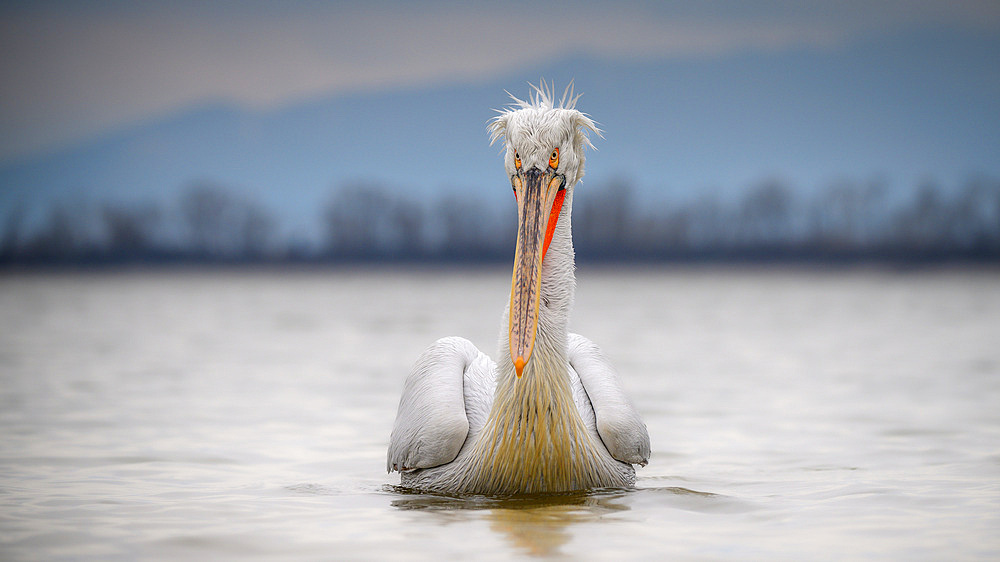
left=1, top=266, right=998, bottom=560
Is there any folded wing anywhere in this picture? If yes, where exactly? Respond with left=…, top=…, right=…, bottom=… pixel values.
left=387, top=337, right=482, bottom=472
left=568, top=333, right=651, bottom=466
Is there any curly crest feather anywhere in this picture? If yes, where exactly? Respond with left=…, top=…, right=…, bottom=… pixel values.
left=488, top=81, right=601, bottom=188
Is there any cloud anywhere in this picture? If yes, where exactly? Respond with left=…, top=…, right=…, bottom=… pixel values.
left=1, top=1, right=997, bottom=162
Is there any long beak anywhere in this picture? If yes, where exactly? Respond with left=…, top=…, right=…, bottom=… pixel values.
left=509, top=168, right=566, bottom=378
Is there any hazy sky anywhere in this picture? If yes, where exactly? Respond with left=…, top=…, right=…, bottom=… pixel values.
left=1, top=0, right=998, bottom=162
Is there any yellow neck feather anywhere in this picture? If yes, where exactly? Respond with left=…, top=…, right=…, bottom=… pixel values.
left=458, top=343, right=618, bottom=495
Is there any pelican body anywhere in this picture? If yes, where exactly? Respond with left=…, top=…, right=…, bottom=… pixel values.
left=388, top=84, right=649, bottom=495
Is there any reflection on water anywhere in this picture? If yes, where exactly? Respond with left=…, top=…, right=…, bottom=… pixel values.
left=1, top=268, right=999, bottom=559
left=389, top=487, right=630, bottom=557
left=387, top=485, right=750, bottom=556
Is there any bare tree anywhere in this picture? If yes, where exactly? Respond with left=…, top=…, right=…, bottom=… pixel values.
left=435, top=194, right=499, bottom=258
left=950, top=177, right=1000, bottom=251
left=737, top=179, right=794, bottom=248
left=390, top=198, right=425, bottom=258
left=102, top=203, right=162, bottom=256
left=323, top=183, right=396, bottom=258
left=237, top=201, right=275, bottom=259
left=892, top=180, right=948, bottom=251
left=811, top=180, right=862, bottom=250
left=575, top=179, right=633, bottom=257
left=28, top=204, right=89, bottom=259
left=180, top=183, right=232, bottom=257
left=0, top=203, right=26, bottom=260
left=687, top=193, right=727, bottom=250
left=178, top=182, right=275, bottom=259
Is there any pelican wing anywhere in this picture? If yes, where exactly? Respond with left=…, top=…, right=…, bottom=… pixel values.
left=387, top=337, right=483, bottom=472
left=568, top=333, right=651, bottom=466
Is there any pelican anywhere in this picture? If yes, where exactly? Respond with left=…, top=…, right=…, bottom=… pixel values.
left=387, top=83, right=649, bottom=495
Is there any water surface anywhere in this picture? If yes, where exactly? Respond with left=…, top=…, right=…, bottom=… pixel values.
left=1, top=267, right=998, bottom=559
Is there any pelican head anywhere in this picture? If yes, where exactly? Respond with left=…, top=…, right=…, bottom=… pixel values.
left=488, top=84, right=600, bottom=378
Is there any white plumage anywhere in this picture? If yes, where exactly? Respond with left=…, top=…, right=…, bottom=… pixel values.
left=388, top=83, right=649, bottom=495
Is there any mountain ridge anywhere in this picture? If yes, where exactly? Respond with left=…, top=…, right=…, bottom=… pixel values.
left=2, top=28, right=997, bottom=237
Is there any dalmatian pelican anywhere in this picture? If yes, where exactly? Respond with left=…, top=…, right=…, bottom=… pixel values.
left=387, top=83, right=649, bottom=495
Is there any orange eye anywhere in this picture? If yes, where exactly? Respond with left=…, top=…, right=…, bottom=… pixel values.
left=514, top=150, right=522, bottom=170
left=549, top=148, right=559, bottom=169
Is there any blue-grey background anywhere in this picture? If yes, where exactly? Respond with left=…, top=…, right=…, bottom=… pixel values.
left=1, top=1, right=998, bottom=262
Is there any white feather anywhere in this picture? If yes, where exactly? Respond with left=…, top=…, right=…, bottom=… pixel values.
left=488, top=82, right=601, bottom=189
left=568, top=333, right=651, bottom=466
left=387, top=337, right=478, bottom=471
left=387, top=82, right=648, bottom=494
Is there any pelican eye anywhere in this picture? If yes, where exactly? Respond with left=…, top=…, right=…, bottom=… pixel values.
left=514, top=150, right=522, bottom=170
left=549, top=148, right=560, bottom=169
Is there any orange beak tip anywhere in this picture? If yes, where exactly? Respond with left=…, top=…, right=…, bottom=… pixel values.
left=514, top=356, right=526, bottom=378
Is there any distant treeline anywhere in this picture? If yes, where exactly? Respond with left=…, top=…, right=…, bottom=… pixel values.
left=2, top=176, right=999, bottom=266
